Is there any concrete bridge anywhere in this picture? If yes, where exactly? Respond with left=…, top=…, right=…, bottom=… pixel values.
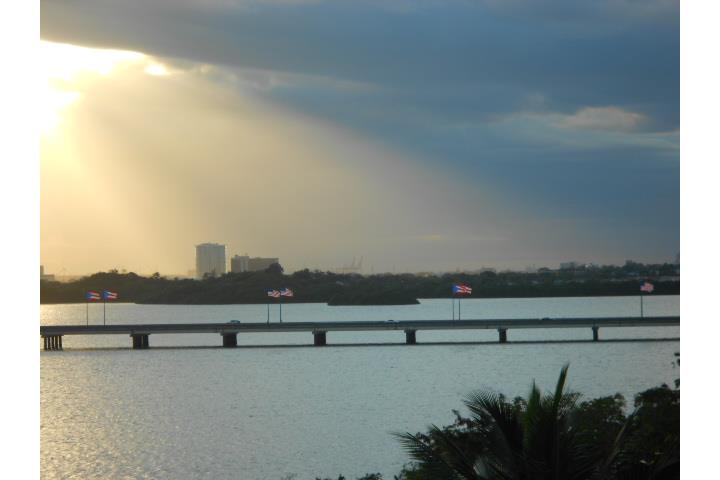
left=40, top=316, right=679, bottom=350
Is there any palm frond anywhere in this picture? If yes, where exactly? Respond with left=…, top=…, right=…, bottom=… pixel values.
left=592, top=409, right=638, bottom=479
left=394, top=425, right=488, bottom=480
left=553, top=364, right=571, bottom=412
left=463, top=390, right=524, bottom=478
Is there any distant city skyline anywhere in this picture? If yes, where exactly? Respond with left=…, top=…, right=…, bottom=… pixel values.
left=40, top=1, right=679, bottom=276
left=41, top=252, right=680, bottom=278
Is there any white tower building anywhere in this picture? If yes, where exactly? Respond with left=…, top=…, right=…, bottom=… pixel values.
left=195, top=243, right=226, bottom=278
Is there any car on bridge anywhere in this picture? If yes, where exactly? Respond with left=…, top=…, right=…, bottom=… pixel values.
left=227, top=320, right=241, bottom=324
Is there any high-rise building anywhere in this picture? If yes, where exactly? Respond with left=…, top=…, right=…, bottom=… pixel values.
left=230, top=255, right=250, bottom=273
left=195, top=243, right=226, bottom=278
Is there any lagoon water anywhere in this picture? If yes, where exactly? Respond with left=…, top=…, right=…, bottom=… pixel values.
left=41, top=296, right=679, bottom=479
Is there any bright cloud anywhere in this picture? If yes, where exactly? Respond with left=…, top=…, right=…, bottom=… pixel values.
left=557, top=107, right=647, bottom=132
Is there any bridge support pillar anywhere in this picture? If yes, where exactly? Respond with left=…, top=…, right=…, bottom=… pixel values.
left=131, top=334, right=150, bottom=349
left=43, top=335, right=63, bottom=351
left=592, top=326, right=599, bottom=342
left=222, top=333, right=238, bottom=348
left=498, top=328, right=508, bottom=344
left=313, top=331, right=327, bottom=346
left=405, top=330, right=417, bottom=345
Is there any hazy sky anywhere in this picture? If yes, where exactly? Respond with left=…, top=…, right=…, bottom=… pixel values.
left=40, top=0, right=679, bottom=275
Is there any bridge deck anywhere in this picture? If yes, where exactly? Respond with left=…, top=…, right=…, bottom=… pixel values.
left=41, top=316, right=679, bottom=336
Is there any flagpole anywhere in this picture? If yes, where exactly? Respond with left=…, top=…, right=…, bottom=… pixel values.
left=267, top=302, right=270, bottom=324
left=640, top=293, right=644, bottom=318
left=452, top=296, right=455, bottom=321
left=279, top=297, right=282, bottom=323
left=86, top=299, right=89, bottom=326
left=103, top=295, right=106, bottom=326
left=458, top=296, right=461, bottom=321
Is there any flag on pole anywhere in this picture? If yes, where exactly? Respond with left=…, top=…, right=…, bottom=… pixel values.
left=452, top=284, right=472, bottom=295
left=267, top=289, right=281, bottom=298
left=280, top=288, right=294, bottom=297
left=86, top=291, right=101, bottom=301
left=102, top=290, right=118, bottom=300
left=640, top=282, right=654, bottom=293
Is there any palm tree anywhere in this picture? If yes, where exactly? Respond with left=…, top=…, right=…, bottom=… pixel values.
left=396, top=365, right=619, bottom=480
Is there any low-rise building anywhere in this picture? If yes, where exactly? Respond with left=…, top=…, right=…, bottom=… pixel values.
left=230, top=255, right=250, bottom=273
left=230, top=255, right=279, bottom=272
left=40, top=265, right=56, bottom=281
left=248, top=257, right=279, bottom=272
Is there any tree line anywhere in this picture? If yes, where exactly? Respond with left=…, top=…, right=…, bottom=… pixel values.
left=40, top=264, right=680, bottom=305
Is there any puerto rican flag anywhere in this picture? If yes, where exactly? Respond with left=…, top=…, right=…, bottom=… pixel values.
left=86, top=291, right=101, bottom=301
left=452, top=284, right=472, bottom=295
left=640, top=282, right=654, bottom=293
left=103, top=290, right=118, bottom=300
left=267, top=289, right=281, bottom=298
left=280, top=287, right=294, bottom=297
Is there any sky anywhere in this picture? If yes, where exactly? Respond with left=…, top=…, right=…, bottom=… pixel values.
left=39, top=0, right=679, bottom=275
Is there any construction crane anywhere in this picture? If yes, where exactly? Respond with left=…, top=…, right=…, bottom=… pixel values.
left=334, top=256, right=363, bottom=274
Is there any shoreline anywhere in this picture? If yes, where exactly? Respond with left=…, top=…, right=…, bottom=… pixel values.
left=40, top=293, right=681, bottom=306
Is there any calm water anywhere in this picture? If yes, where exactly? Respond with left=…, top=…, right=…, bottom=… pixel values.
left=41, top=296, right=679, bottom=479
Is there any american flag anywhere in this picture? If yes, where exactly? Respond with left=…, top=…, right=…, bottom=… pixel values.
left=267, top=289, right=281, bottom=298
left=86, top=291, right=101, bottom=301
left=103, top=290, right=118, bottom=300
left=452, top=284, right=472, bottom=295
left=280, top=288, right=294, bottom=297
left=640, top=282, right=654, bottom=293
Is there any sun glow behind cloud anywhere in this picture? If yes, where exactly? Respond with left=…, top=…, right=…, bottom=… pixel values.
left=144, top=63, right=171, bottom=76
left=40, top=39, right=667, bottom=275
left=41, top=41, right=146, bottom=135
left=39, top=1, right=680, bottom=271
left=41, top=41, right=539, bottom=274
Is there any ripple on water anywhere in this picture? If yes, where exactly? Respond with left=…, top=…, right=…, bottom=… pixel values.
left=41, top=297, right=679, bottom=479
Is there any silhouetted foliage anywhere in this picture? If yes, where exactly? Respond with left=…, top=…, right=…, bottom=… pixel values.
left=315, top=475, right=384, bottom=480
left=40, top=262, right=679, bottom=305
left=620, top=385, right=680, bottom=477
left=265, top=262, right=284, bottom=275
left=395, top=365, right=679, bottom=480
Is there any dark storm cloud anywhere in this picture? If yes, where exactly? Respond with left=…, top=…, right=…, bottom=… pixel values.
left=41, top=0, right=680, bottom=262
left=41, top=0, right=679, bottom=127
